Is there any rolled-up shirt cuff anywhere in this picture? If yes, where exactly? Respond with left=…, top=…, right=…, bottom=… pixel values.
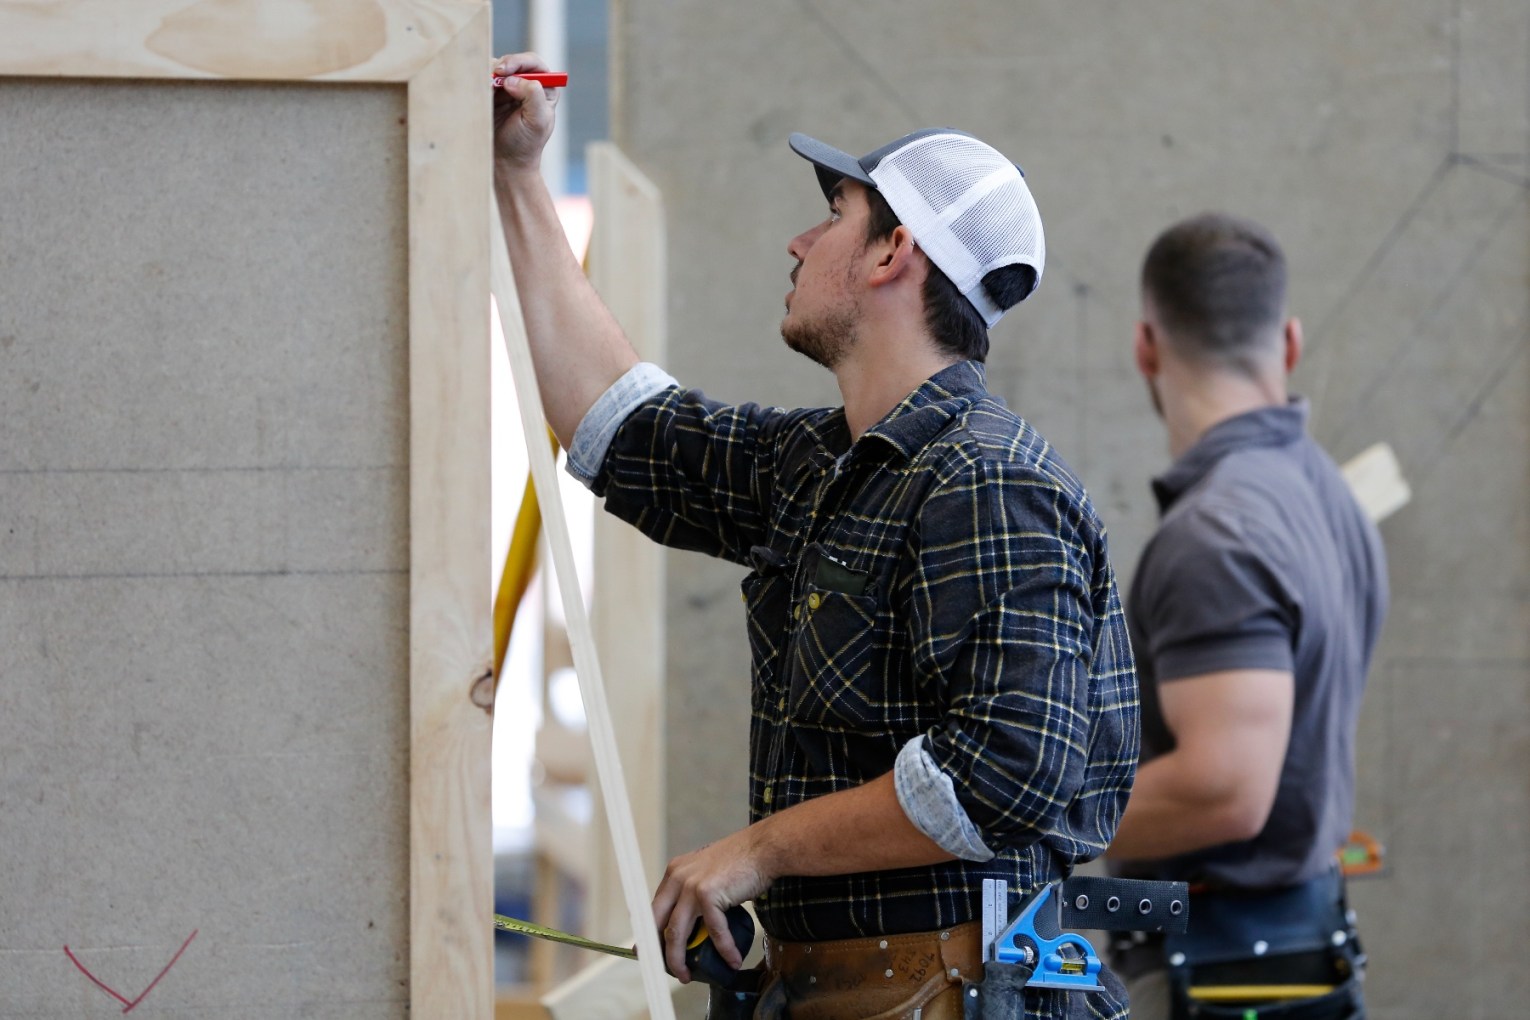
left=894, top=735, right=995, bottom=862
left=566, top=362, right=678, bottom=487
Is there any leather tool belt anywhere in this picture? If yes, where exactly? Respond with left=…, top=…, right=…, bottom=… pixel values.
left=756, top=920, right=984, bottom=1020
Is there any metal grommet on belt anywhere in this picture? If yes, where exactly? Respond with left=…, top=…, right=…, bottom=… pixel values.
left=1074, top=894, right=1090, bottom=910
left=1106, top=896, right=1121, bottom=912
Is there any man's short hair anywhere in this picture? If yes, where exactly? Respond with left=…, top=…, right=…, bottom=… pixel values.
left=1141, top=212, right=1288, bottom=374
left=862, top=187, right=1034, bottom=363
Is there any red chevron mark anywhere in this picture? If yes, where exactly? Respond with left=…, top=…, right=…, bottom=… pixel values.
left=63, top=929, right=198, bottom=1013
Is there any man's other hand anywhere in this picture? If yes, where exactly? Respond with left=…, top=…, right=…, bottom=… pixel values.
left=650, top=827, right=774, bottom=983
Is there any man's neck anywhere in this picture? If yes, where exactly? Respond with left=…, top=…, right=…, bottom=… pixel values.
left=835, top=344, right=961, bottom=441
left=1165, top=372, right=1288, bottom=460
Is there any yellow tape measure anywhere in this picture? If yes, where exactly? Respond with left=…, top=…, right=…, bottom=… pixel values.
left=493, top=913, right=637, bottom=960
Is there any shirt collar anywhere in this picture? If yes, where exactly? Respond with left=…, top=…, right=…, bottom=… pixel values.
left=1152, top=397, right=1310, bottom=512
left=856, top=361, right=989, bottom=462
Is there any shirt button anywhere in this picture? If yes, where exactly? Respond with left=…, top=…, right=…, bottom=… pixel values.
left=793, top=605, right=801, bottom=620
left=807, top=592, right=822, bottom=610
left=762, top=785, right=773, bottom=805
left=740, top=591, right=747, bottom=603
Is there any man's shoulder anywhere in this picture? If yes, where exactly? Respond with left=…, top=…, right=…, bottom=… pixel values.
left=1153, top=467, right=1284, bottom=564
left=935, top=398, right=1081, bottom=483
left=1165, top=436, right=1358, bottom=548
left=1172, top=438, right=1301, bottom=514
left=1144, top=447, right=1328, bottom=603
left=918, top=399, right=1109, bottom=539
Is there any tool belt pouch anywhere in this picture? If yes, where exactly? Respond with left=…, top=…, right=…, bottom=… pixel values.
left=1165, top=871, right=1362, bottom=1020
left=760, top=920, right=982, bottom=1020
left=961, top=962, right=1033, bottom=1020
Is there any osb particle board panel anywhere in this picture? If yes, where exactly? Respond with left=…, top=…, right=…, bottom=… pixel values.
left=0, top=78, right=410, bottom=1016
left=0, top=58, right=490, bottom=1020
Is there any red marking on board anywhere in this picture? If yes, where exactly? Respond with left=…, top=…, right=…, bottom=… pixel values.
left=64, top=929, right=198, bottom=1013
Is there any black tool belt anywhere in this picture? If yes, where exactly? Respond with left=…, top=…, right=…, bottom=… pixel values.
left=1161, top=868, right=1365, bottom=1020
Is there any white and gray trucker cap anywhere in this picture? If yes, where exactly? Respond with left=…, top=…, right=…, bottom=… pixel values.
left=789, top=128, right=1045, bottom=327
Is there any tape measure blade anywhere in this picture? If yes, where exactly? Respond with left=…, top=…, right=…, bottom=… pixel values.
left=493, top=914, right=638, bottom=960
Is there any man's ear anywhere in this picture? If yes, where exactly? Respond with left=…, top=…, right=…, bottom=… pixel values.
left=1134, top=320, right=1160, bottom=379
left=1283, top=317, right=1303, bottom=373
left=867, top=225, right=920, bottom=287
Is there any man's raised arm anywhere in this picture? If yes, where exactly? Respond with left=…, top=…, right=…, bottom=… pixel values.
left=492, top=52, right=640, bottom=448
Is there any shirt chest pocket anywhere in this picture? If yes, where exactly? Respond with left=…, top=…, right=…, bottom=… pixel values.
left=786, top=586, right=886, bottom=730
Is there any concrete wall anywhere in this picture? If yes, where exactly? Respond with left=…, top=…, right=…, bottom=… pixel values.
left=610, top=3, right=1529, bottom=1015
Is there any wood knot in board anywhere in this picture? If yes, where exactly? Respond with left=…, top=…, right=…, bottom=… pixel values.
left=470, top=668, right=496, bottom=712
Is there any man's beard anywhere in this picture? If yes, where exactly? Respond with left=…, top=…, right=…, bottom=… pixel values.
left=780, top=259, right=861, bottom=369
left=781, top=307, right=859, bottom=369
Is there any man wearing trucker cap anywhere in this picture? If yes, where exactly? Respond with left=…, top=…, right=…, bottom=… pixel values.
left=494, top=53, right=1137, bottom=1019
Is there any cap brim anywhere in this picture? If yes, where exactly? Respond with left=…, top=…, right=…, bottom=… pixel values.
left=789, top=132, right=876, bottom=200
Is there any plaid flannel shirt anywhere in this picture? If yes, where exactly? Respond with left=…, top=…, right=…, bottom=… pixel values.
left=586, top=360, right=1138, bottom=948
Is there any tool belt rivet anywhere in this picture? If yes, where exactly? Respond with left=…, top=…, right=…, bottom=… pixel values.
left=1170, top=952, right=1186, bottom=967
left=879, top=939, right=888, bottom=950
left=940, top=930, right=950, bottom=941
left=949, top=967, right=960, bottom=978
left=1253, top=940, right=1269, bottom=956
left=884, top=968, right=894, bottom=978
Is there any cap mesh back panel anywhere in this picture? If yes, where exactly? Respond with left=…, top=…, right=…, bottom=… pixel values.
left=870, top=133, right=1045, bottom=325
left=881, top=137, right=999, bottom=209
left=950, top=178, right=1043, bottom=272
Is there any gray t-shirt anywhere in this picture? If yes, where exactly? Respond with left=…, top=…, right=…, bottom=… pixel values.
left=1127, top=399, right=1387, bottom=889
